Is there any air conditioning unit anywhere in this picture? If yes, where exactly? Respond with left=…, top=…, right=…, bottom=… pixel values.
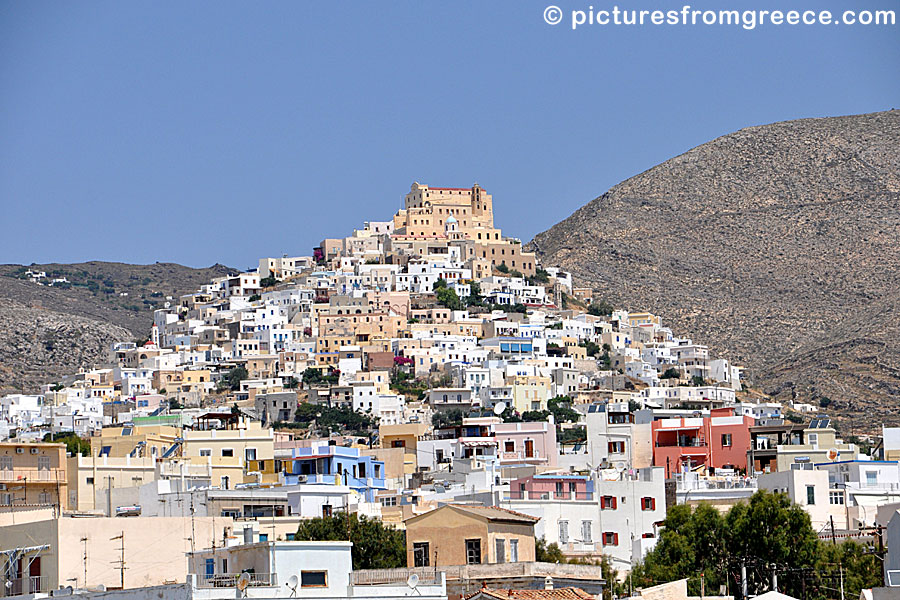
left=0, top=484, right=7, bottom=491
left=16, top=448, right=24, bottom=454
left=30, top=448, right=39, bottom=455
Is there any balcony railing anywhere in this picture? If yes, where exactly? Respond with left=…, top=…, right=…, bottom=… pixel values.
left=198, top=572, right=277, bottom=588
left=506, top=491, right=593, bottom=501
left=655, top=440, right=706, bottom=448
left=351, top=570, right=440, bottom=586
left=3, top=576, right=48, bottom=596
left=0, top=469, right=67, bottom=483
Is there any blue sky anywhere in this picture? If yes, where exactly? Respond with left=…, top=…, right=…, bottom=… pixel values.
left=1, top=1, right=897, bottom=270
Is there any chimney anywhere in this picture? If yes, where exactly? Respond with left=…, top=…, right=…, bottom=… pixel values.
left=544, top=577, right=554, bottom=590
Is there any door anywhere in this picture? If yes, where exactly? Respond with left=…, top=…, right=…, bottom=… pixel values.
left=524, top=440, right=534, bottom=458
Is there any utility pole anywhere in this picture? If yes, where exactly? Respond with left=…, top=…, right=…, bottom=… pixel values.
left=830, top=515, right=837, bottom=545
left=81, top=537, right=88, bottom=588
left=110, top=532, right=125, bottom=589
left=741, top=560, right=747, bottom=600
left=840, top=563, right=845, bottom=600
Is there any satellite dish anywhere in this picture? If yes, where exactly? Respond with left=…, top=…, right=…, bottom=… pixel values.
left=237, top=573, right=251, bottom=593
left=97, top=585, right=106, bottom=592
left=407, top=574, right=419, bottom=589
left=827, top=448, right=839, bottom=461
left=615, top=461, right=626, bottom=473
left=493, top=402, right=507, bottom=416
left=286, top=575, right=299, bottom=597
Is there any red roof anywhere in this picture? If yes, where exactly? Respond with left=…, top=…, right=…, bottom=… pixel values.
left=465, top=589, right=597, bottom=600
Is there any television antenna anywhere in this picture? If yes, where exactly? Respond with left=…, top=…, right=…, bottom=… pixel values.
left=285, top=575, right=299, bottom=598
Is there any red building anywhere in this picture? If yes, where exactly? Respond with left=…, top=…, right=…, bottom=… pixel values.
left=651, top=408, right=753, bottom=476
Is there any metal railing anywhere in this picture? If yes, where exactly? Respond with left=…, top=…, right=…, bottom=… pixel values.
left=198, top=572, right=277, bottom=588
left=3, top=576, right=48, bottom=596
left=0, top=469, right=67, bottom=482
left=351, top=570, right=440, bottom=586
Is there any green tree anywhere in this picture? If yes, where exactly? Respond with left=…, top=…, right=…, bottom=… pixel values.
left=43, top=432, right=91, bottom=456
left=587, top=300, right=613, bottom=316
left=496, top=263, right=510, bottom=274
left=548, top=396, right=580, bottom=423
left=631, top=491, right=826, bottom=600
left=535, top=537, right=566, bottom=563
left=816, top=540, right=883, bottom=599
left=248, top=294, right=262, bottom=302
left=661, top=367, right=681, bottom=379
left=435, top=286, right=463, bottom=311
left=466, top=281, right=483, bottom=307
left=294, top=403, right=376, bottom=435
left=432, top=278, right=447, bottom=291
left=580, top=340, right=601, bottom=357
left=226, top=366, right=249, bottom=390
left=432, top=409, right=465, bottom=428
left=259, top=276, right=278, bottom=288
left=294, top=513, right=406, bottom=569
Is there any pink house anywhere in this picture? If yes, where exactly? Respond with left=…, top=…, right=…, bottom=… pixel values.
left=508, top=473, right=592, bottom=500
left=652, top=407, right=753, bottom=476
left=495, top=421, right=557, bottom=467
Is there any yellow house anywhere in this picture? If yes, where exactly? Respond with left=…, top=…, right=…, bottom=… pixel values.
left=510, top=375, right=552, bottom=413
left=90, top=424, right=180, bottom=459
left=182, top=415, right=275, bottom=488
left=66, top=455, right=157, bottom=512
left=379, top=423, right=429, bottom=474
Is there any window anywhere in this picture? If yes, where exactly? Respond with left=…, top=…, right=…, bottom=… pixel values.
left=602, top=532, right=619, bottom=546
left=556, top=482, right=564, bottom=495
left=829, top=491, right=845, bottom=505
left=381, top=496, right=397, bottom=506
left=413, top=542, right=430, bottom=567
left=86, top=477, right=94, bottom=485
left=322, top=505, right=332, bottom=518
left=558, top=520, right=569, bottom=544
left=205, top=558, right=215, bottom=579
left=495, top=538, right=506, bottom=563
left=510, top=539, right=519, bottom=563
left=199, top=449, right=212, bottom=457
left=465, top=539, right=482, bottom=564
left=300, top=571, right=327, bottom=587
left=0, top=456, right=11, bottom=470
left=221, top=476, right=230, bottom=490
left=721, top=434, right=733, bottom=447
left=866, top=471, right=878, bottom=486
left=641, top=497, right=656, bottom=511
left=608, top=441, right=625, bottom=454
left=505, top=441, right=515, bottom=453
left=806, top=485, right=815, bottom=505
left=582, top=520, right=593, bottom=544
left=221, top=449, right=234, bottom=457
left=601, top=495, right=617, bottom=509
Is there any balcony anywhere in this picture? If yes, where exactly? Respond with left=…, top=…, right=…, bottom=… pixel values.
left=506, top=491, right=593, bottom=501
left=0, top=468, right=66, bottom=483
left=2, top=576, right=48, bottom=596
left=655, top=439, right=706, bottom=448
left=197, top=572, right=277, bottom=588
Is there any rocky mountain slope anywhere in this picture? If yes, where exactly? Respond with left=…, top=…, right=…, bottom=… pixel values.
left=0, top=261, right=234, bottom=393
left=529, top=110, right=900, bottom=431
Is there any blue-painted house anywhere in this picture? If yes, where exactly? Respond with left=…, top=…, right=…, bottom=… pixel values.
left=284, top=445, right=387, bottom=501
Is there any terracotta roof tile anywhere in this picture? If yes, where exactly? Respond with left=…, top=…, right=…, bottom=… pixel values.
left=465, top=588, right=597, bottom=600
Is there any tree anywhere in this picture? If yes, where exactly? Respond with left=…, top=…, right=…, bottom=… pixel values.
left=259, top=276, right=278, bottom=288
left=302, top=368, right=324, bottom=386
left=43, top=432, right=91, bottom=456
left=661, top=367, right=681, bottom=379
left=466, top=281, right=483, bottom=307
left=432, top=409, right=465, bottom=428
left=587, top=300, right=614, bottom=316
left=631, top=491, right=829, bottom=600
left=580, top=340, right=601, bottom=357
left=294, top=513, right=406, bottom=569
left=535, top=537, right=566, bottom=563
left=435, top=286, right=463, bottom=311
left=495, top=263, right=509, bottom=274
left=248, top=293, right=261, bottom=302
left=432, top=278, right=447, bottom=291
left=294, top=403, right=376, bottom=435
left=226, top=366, right=249, bottom=390
left=548, top=396, right=580, bottom=423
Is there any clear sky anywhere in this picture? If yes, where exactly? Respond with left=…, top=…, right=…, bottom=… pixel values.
left=1, top=1, right=898, bottom=270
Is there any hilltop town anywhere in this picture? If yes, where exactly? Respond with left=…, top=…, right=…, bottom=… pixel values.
left=2, top=183, right=898, bottom=600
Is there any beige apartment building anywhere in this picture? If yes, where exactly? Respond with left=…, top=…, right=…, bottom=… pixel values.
left=0, top=510, right=228, bottom=593
left=0, top=442, right=68, bottom=509
left=66, top=455, right=158, bottom=512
